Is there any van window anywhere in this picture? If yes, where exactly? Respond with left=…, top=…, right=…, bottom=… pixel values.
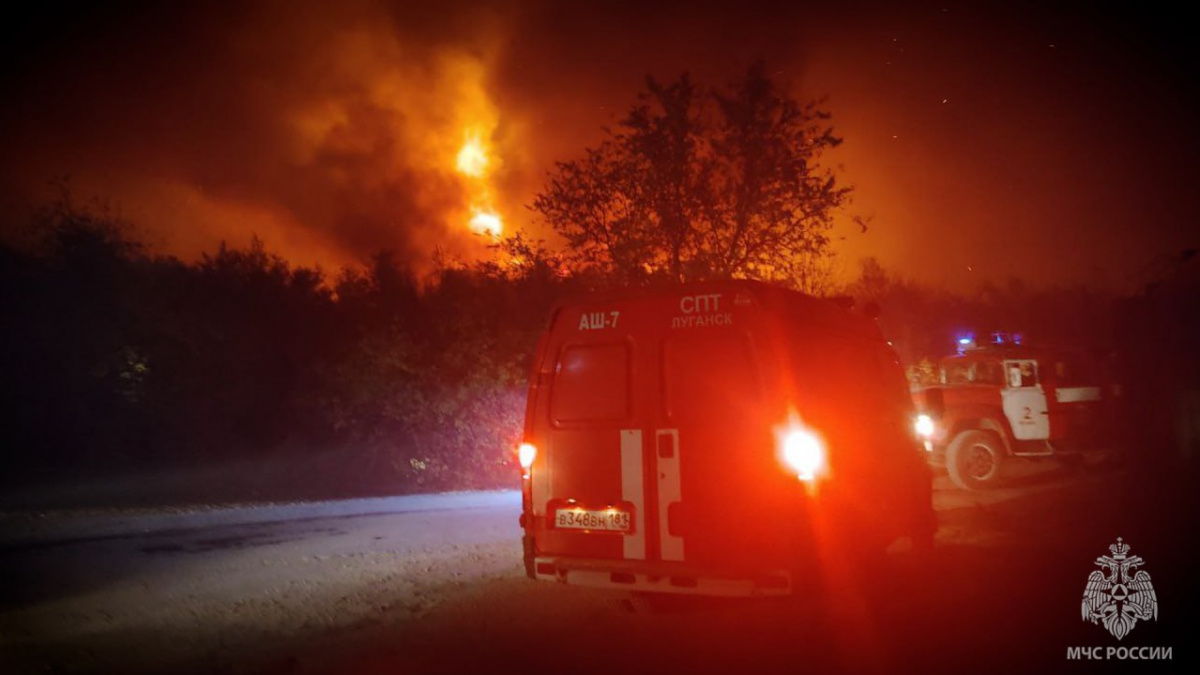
left=663, top=333, right=760, bottom=422
left=551, top=343, right=630, bottom=424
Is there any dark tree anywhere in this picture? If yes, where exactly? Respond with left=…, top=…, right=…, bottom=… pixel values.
left=532, top=62, right=857, bottom=292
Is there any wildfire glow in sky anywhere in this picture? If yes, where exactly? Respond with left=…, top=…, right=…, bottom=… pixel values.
left=0, top=1, right=1195, bottom=287
left=456, top=130, right=503, bottom=238
left=456, top=133, right=490, bottom=178
left=468, top=209, right=502, bottom=237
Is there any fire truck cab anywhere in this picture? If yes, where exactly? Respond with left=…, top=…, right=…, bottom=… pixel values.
left=518, top=281, right=933, bottom=598
left=912, top=342, right=1106, bottom=490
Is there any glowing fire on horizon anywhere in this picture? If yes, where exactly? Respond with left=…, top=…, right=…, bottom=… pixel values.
left=468, top=209, right=502, bottom=237
left=455, top=128, right=503, bottom=238
left=456, top=134, right=490, bottom=178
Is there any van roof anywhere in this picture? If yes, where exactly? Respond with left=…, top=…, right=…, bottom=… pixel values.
left=549, top=279, right=881, bottom=340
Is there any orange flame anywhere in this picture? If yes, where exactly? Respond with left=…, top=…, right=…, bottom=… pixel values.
left=454, top=128, right=503, bottom=238
left=468, top=209, right=502, bottom=237
left=456, top=133, right=490, bottom=178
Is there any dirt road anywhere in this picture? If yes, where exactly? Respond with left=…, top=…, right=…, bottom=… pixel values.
left=1, top=463, right=1195, bottom=674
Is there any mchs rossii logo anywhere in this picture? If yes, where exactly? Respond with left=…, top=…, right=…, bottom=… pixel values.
left=1068, top=538, right=1171, bottom=662
left=1082, top=537, right=1157, bottom=640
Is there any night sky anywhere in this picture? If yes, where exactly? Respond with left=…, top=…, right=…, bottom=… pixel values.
left=1, top=0, right=1196, bottom=289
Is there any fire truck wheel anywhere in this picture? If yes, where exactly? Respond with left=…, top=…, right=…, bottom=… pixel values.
left=946, top=429, right=1005, bottom=490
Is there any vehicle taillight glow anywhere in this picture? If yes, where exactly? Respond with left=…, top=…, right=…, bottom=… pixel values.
left=780, top=428, right=825, bottom=481
left=518, top=443, right=537, bottom=471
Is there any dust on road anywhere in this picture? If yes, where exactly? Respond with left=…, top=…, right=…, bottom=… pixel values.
left=304, top=465, right=1199, bottom=675
left=1, top=467, right=1196, bottom=674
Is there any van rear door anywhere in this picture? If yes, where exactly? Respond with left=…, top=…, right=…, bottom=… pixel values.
left=531, top=287, right=794, bottom=572
left=531, top=305, right=649, bottom=564
left=658, top=325, right=792, bottom=571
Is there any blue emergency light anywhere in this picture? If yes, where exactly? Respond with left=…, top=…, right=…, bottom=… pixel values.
left=956, top=334, right=976, bottom=354
left=989, top=331, right=1024, bottom=346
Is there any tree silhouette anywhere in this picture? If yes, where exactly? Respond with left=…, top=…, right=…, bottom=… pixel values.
left=532, top=62, right=858, bottom=291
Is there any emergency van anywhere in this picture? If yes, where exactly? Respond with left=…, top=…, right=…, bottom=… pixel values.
left=517, top=281, right=933, bottom=597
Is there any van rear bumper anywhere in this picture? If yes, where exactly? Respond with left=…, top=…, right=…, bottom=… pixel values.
left=530, top=556, right=793, bottom=597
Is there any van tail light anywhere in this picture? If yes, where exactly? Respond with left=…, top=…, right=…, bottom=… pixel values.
left=779, top=427, right=825, bottom=482
left=518, top=443, right=538, bottom=476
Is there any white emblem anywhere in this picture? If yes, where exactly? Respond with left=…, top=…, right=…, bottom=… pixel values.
left=1081, top=538, right=1157, bottom=640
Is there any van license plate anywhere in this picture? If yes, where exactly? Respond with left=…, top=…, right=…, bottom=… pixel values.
left=555, top=508, right=631, bottom=532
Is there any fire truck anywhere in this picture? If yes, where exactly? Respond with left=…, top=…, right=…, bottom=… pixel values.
left=516, top=281, right=933, bottom=598
left=911, top=336, right=1107, bottom=490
